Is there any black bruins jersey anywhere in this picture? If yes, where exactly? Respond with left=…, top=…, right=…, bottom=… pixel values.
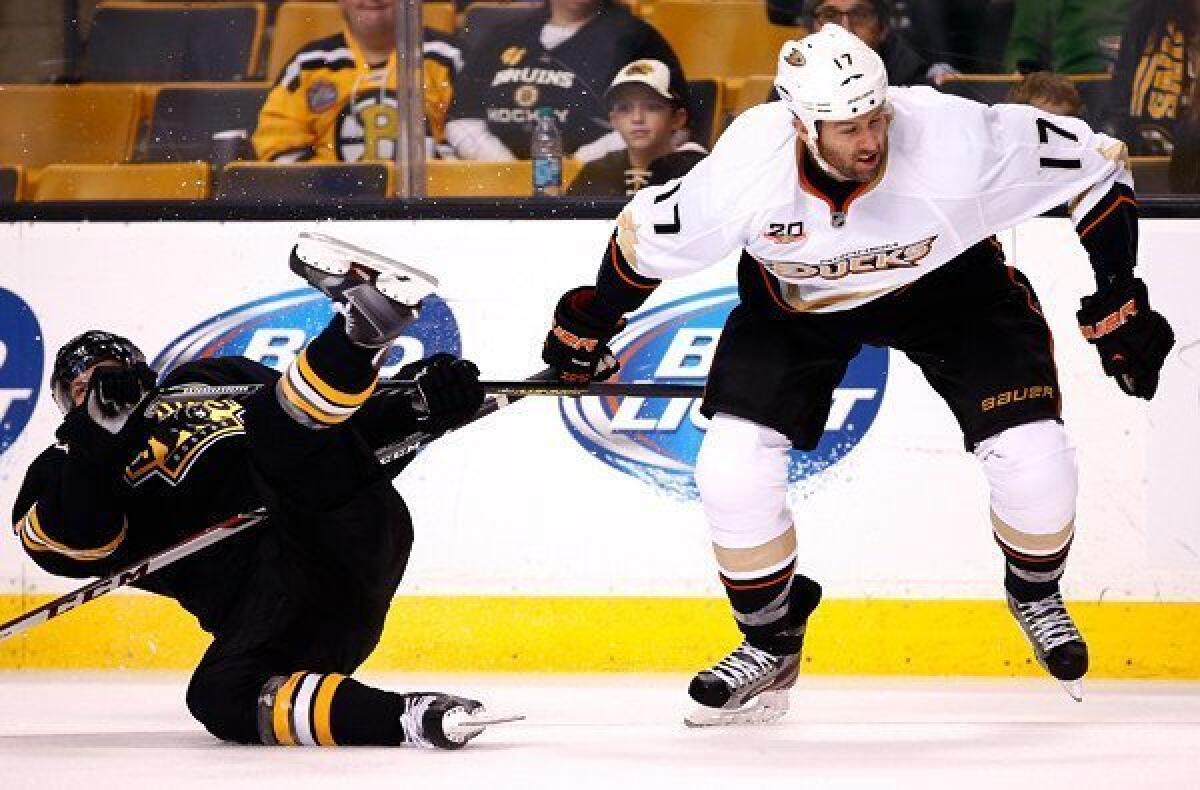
left=448, top=3, right=688, bottom=158
left=254, top=27, right=461, bottom=162
left=12, top=358, right=276, bottom=631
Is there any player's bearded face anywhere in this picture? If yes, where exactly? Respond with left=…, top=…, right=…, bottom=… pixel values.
left=817, top=109, right=890, bottom=182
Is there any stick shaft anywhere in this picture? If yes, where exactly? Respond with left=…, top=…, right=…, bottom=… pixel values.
left=152, top=378, right=704, bottom=406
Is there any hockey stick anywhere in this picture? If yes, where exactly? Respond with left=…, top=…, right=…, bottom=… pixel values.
left=152, top=378, right=705, bottom=406
left=0, top=372, right=551, bottom=643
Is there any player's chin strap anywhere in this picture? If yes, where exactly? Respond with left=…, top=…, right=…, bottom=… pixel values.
left=0, top=371, right=554, bottom=644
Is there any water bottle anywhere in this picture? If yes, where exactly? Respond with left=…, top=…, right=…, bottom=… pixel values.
left=531, top=107, right=563, bottom=197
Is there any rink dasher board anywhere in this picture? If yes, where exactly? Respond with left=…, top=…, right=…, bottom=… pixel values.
left=0, top=218, right=1197, bottom=674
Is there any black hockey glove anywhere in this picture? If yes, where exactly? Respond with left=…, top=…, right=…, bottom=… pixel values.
left=542, top=286, right=624, bottom=384
left=399, top=353, right=485, bottom=430
left=1077, top=278, right=1174, bottom=400
left=82, top=362, right=157, bottom=434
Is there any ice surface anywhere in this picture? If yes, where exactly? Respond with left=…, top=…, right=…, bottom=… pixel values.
left=2, top=673, right=1198, bottom=789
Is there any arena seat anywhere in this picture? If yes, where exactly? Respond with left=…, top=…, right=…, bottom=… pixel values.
left=217, top=161, right=393, bottom=201
left=687, top=79, right=723, bottom=148
left=268, top=2, right=460, bottom=82
left=139, top=84, right=270, bottom=162
left=459, top=2, right=541, bottom=56
left=30, top=163, right=211, bottom=201
left=0, top=85, right=141, bottom=168
left=722, top=75, right=775, bottom=124
left=641, top=0, right=799, bottom=79
left=425, top=159, right=583, bottom=197
left=0, top=166, right=22, bottom=203
left=1130, top=156, right=1171, bottom=195
left=83, top=2, right=266, bottom=82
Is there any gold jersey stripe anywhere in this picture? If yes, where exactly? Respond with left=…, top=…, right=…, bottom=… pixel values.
left=19, top=504, right=126, bottom=561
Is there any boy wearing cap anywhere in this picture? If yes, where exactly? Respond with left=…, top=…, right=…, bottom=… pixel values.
left=567, top=59, right=707, bottom=196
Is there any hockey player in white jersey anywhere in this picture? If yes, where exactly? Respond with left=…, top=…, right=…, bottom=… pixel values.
left=540, top=24, right=1175, bottom=723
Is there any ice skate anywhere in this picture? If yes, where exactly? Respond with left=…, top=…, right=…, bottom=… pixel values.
left=398, top=692, right=523, bottom=749
left=290, top=232, right=439, bottom=347
left=685, top=641, right=798, bottom=727
left=1007, top=589, right=1089, bottom=701
left=685, top=574, right=822, bottom=727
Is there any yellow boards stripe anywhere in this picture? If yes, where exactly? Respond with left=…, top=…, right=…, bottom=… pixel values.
left=3, top=595, right=1200, bottom=678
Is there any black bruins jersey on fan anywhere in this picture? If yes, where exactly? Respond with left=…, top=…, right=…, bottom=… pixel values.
left=448, top=3, right=687, bottom=158
left=254, top=27, right=460, bottom=162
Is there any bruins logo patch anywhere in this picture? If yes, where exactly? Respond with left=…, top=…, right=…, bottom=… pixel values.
left=125, top=398, right=246, bottom=486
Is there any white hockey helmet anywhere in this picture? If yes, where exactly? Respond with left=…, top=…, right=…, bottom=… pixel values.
left=774, top=23, right=889, bottom=144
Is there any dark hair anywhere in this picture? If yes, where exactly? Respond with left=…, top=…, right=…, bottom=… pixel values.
left=1007, top=71, right=1084, bottom=117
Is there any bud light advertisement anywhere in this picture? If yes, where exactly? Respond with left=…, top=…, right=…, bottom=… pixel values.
left=152, top=288, right=461, bottom=376
left=559, top=287, right=888, bottom=500
left=0, top=289, right=43, bottom=457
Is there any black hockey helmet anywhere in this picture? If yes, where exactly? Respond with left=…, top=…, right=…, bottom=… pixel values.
left=50, top=330, right=149, bottom=414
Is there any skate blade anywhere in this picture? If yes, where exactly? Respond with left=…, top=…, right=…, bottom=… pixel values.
left=442, top=708, right=525, bottom=742
left=297, top=232, right=440, bottom=287
left=1059, top=678, right=1084, bottom=702
left=683, top=690, right=789, bottom=728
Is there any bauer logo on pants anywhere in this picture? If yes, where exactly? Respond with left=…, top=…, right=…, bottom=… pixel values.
left=151, top=288, right=462, bottom=377
left=0, top=288, right=43, bottom=457
left=559, top=287, right=888, bottom=500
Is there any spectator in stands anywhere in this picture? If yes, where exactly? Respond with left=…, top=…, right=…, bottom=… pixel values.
left=567, top=59, right=707, bottom=196
left=1098, top=0, right=1197, bottom=156
left=253, top=0, right=462, bottom=162
left=787, top=0, right=957, bottom=85
left=1169, top=67, right=1200, bottom=192
left=1004, top=0, right=1128, bottom=75
left=1007, top=71, right=1085, bottom=117
left=445, top=0, right=689, bottom=162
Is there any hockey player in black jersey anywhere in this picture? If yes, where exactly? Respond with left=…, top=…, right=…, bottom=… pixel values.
left=12, top=241, right=500, bottom=749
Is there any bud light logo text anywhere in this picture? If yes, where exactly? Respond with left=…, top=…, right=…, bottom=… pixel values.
left=152, top=289, right=461, bottom=376
left=560, top=287, right=888, bottom=500
left=0, top=288, right=43, bottom=457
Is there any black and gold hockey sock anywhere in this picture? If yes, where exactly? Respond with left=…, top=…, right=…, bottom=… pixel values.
left=258, top=672, right=407, bottom=746
left=275, top=315, right=380, bottom=430
left=719, top=557, right=801, bottom=655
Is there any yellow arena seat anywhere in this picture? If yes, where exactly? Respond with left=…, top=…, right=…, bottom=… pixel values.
left=642, top=0, right=799, bottom=79
left=724, top=75, right=776, bottom=122
left=0, top=85, right=141, bottom=168
left=425, top=159, right=584, bottom=197
left=268, top=2, right=459, bottom=82
left=30, top=163, right=211, bottom=201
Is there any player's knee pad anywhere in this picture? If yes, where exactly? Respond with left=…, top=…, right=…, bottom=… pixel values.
left=975, top=419, right=1077, bottom=555
left=695, top=413, right=793, bottom=549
